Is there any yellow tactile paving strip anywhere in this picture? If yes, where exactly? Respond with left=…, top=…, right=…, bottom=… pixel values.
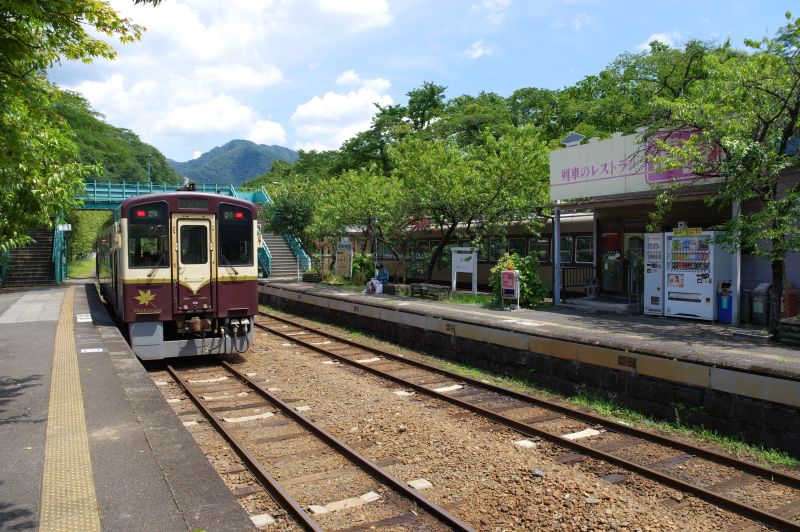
left=39, top=286, right=101, bottom=532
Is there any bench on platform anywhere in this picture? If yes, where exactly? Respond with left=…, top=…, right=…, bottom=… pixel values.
left=409, top=283, right=450, bottom=300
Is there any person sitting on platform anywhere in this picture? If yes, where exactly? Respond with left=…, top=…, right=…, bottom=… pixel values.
left=366, top=264, right=389, bottom=294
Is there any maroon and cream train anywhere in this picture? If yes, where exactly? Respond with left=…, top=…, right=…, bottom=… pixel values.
left=97, top=192, right=258, bottom=359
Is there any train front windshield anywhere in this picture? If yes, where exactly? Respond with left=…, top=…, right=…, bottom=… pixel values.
left=218, top=204, right=253, bottom=266
left=128, top=201, right=169, bottom=268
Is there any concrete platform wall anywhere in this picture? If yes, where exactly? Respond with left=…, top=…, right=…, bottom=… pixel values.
left=261, top=287, right=800, bottom=457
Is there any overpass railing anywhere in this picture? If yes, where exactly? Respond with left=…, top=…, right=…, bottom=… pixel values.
left=80, top=181, right=272, bottom=206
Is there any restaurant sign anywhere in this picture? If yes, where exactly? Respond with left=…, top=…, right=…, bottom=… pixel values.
left=549, top=130, right=720, bottom=201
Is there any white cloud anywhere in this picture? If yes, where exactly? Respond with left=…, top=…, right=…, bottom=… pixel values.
left=470, top=0, right=511, bottom=25
left=155, top=94, right=256, bottom=134
left=464, top=40, right=493, bottom=59
left=552, top=11, right=592, bottom=30
left=194, top=65, right=283, bottom=90
left=191, top=150, right=203, bottom=160
left=571, top=12, right=591, bottom=30
left=335, top=70, right=391, bottom=92
left=291, top=72, right=393, bottom=150
left=247, top=120, right=287, bottom=145
left=637, top=31, right=683, bottom=50
left=316, top=0, right=392, bottom=30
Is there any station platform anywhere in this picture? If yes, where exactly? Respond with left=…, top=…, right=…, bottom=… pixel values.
left=0, top=283, right=255, bottom=531
left=260, top=281, right=800, bottom=454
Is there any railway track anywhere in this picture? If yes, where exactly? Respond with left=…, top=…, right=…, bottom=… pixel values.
left=163, top=361, right=472, bottom=531
left=256, top=311, right=800, bottom=531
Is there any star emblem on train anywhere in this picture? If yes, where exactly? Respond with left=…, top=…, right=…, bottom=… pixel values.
left=134, top=289, right=156, bottom=306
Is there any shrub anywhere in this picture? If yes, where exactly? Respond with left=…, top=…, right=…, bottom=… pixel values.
left=489, top=253, right=548, bottom=308
left=351, top=253, right=375, bottom=286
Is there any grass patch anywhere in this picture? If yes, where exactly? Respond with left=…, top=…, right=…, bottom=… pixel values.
left=441, top=292, right=495, bottom=307
left=68, top=256, right=96, bottom=279
left=437, top=359, right=800, bottom=469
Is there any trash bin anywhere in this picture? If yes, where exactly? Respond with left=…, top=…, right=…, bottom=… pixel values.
left=717, top=281, right=732, bottom=324
left=740, top=289, right=752, bottom=324
left=752, top=283, right=771, bottom=326
left=782, top=282, right=798, bottom=319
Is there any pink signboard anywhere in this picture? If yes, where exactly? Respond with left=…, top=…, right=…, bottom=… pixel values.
left=645, top=128, right=721, bottom=183
left=501, top=269, right=518, bottom=298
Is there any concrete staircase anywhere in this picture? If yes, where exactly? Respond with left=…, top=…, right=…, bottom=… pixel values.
left=3, top=229, right=56, bottom=287
left=264, top=234, right=300, bottom=280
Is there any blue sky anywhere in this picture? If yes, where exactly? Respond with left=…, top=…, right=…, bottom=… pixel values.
left=49, top=1, right=793, bottom=162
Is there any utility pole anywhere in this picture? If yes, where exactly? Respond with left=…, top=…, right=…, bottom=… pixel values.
left=147, top=158, right=151, bottom=182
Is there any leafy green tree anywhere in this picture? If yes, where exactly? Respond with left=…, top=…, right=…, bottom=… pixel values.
left=337, top=104, right=407, bottom=174
left=434, top=91, right=515, bottom=146
left=315, top=167, right=426, bottom=282
left=406, top=81, right=447, bottom=131
left=66, top=210, right=113, bottom=261
left=649, top=12, right=800, bottom=334
left=249, top=149, right=338, bottom=191
left=391, top=126, right=550, bottom=282
left=264, top=181, right=320, bottom=265
left=0, top=0, right=160, bottom=252
left=0, top=81, right=94, bottom=251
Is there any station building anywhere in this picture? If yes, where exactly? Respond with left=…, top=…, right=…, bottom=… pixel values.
left=549, top=131, right=800, bottom=324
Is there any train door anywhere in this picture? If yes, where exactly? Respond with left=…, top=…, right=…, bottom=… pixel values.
left=173, top=217, right=215, bottom=312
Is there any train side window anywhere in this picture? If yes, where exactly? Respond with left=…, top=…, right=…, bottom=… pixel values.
left=128, top=201, right=169, bottom=268
left=575, top=235, right=594, bottom=263
left=529, top=238, right=549, bottom=262
left=559, top=236, right=574, bottom=264
left=490, top=239, right=508, bottom=262
left=180, top=225, right=208, bottom=264
left=508, top=238, right=526, bottom=256
left=218, top=204, right=253, bottom=266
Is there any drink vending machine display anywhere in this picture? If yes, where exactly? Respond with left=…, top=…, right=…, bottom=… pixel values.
left=643, top=233, right=664, bottom=315
left=664, top=231, right=733, bottom=320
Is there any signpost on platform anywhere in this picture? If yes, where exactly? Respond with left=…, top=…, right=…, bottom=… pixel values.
left=500, top=268, right=520, bottom=310
left=451, top=247, right=478, bottom=294
left=335, top=237, right=353, bottom=278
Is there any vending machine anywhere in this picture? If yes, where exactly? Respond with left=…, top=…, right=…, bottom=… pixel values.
left=644, top=233, right=664, bottom=316
left=664, top=231, right=733, bottom=320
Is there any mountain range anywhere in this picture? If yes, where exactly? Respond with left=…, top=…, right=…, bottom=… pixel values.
left=167, top=139, right=298, bottom=185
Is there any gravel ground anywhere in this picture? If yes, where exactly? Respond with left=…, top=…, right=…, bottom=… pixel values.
left=219, top=318, right=772, bottom=531
left=153, top=366, right=450, bottom=531
left=151, top=372, right=299, bottom=531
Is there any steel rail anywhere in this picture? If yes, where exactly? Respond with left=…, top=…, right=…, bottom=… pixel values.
left=259, top=311, right=800, bottom=488
left=166, top=365, right=323, bottom=532
left=221, top=361, right=473, bottom=532
left=257, top=313, right=800, bottom=531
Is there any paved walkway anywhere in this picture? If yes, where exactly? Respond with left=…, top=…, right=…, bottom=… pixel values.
left=0, top=284, right=255, bottom=531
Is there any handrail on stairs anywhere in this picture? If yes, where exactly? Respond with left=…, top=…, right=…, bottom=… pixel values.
left=284, top=234, right=311, bottom=272
left=257, top=224, right=271, bottom=278
left=52, top=220, right=68, bottom=284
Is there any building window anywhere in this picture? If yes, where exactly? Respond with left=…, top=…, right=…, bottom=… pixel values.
left=575, top=235, right=594, bottom=263
left=559, top=236, right=573, bottom=264
left=490, top=239, right=508, bottom=261
left=508, top=238, right=527, bottom=256
left=529, top=238, right=549, bottom=262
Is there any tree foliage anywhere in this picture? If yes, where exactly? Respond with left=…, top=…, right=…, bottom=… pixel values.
left=646, top=12, right=800, bottom=333
left=0, top=0, right=158, bottom=252
left=391, top=126, right=550, bottom=281
left=66, top=210, right=113, bottom=261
